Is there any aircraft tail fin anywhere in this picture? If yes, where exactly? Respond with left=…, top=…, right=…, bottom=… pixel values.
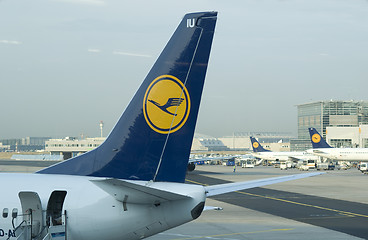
left=38, top=12, right=218, bottom=183
left=308, top=128, right=333, bottom=148
left=250, top=137, right=271, bottom=152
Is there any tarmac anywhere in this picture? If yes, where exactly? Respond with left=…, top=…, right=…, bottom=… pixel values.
left=149, top=165, right=367, bottom=240
left=0, top=160, right=366, bottom=239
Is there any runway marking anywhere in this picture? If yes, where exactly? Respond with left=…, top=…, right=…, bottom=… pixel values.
left=186, top=179, right=209, bottom=186
left=236, top=191, right=368, bottom=218
left=170, top=228, right=294, bottom=240
left=186, top=179, right=368, bottom=219
left=296, top=215, right=354, bottom=221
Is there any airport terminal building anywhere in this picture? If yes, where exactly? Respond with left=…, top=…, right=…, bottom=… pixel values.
left=292, top=100, right=368, bottom=150
left=0, top=137, right=51, bottom=152
left=7, top=100, right=368, bottom=155
left=45, top=137, right=105, bottom=159
left=191, top=132, right=292, bottom=152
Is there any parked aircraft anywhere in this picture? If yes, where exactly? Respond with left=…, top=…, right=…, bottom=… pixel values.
left=250, top=137, right=318, bottom=163
left=307, top=127, right=368, bottom=162
left=0, top=12, right=322, bottom=240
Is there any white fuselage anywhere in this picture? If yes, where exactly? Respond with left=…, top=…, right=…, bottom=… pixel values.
left=307, top=148, right=368, bottom=161
left=251, top=151, right=318, bottom=162
left=0, top=173, right=206, bottom=240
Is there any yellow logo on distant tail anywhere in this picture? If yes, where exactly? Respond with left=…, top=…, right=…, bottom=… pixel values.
left=312, top=133, right=321, bottom=143
left=143, top=75, right=191, bottom=134
left=253, top=142, right=259, bottom=149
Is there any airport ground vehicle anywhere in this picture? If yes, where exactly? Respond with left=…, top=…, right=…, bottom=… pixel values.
left=280, top=161, right=293, bottom=170
left=225, top=159, right=235, bottom=166
left=299, top=164, right=310, bottom=171
left=317, top=162, right=335, bottom=170
left=299, top=159, right=317, bottom=171
left=280, top=162, right=288, bottom=170
left=307, top=159, right=317, bottom=169
left=242, top=160, right=255, bottom=168
left=337, top=162, right=350, bottom=170
left=360, top=163, right=368, bottom=174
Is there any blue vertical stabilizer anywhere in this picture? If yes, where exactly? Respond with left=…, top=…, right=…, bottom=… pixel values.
left=308, top=128, right=332, bottom=149
left=250, top=137, right=271, bottom=152
left=38, top=12, right=218, bottom=183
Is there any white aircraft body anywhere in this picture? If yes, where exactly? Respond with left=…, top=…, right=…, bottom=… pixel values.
left=0, top=12, right=322, bottom=240
left=0, top=174, right=207, bottom=239
left=307, top=128, right=368, bottom=162
left=250, top=137, right=318, bottom=162
left=252, top=151, right=317, bottom=162
left=307, top=148, right=368, bottom=161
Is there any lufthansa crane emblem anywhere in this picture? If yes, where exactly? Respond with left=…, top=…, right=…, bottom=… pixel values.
left=143, top=75, right=191, bottom=134
left=312, top=133, right=321, bottom=143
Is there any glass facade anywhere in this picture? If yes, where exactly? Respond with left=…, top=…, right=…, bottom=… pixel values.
left=298, top=101, right=368, bottom=139
left=297, top=101, right=323, bottom=140
left=363, top=138, right=368, bottom=148
left=330, top=139, right=352, bottom=148
left=293, top=100, right=368, bottom=151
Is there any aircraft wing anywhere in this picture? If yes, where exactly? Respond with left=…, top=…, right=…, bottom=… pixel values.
left=288, top=156, right=303, bottom=161
left=312, top=149, right=328, bottom=154
left=204, top=172, right=323, bottom=197
left=91, top=179, right=190, bottom=204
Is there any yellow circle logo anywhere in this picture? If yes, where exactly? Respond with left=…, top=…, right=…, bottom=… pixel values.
left=312, top=133, right=321, bottom=143
left=143, top=75, right=191, bottom=134
left=253, top=142, right=259, bottom=148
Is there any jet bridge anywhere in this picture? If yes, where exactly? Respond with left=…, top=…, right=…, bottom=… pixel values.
left=14, top=191, right=67, bottom=240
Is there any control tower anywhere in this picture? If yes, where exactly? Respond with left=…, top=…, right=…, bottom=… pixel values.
left=99, top=120, right=104, bottom=138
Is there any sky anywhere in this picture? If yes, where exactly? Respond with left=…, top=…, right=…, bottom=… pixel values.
left=1, top=0, right=368, bottom=139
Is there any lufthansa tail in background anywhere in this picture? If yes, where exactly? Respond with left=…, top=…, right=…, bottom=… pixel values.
left=250, top=137, right=271, bottom=152
left=0, top=12, right=323, bottom=240
left=307, top=127, right=368, bottom=162
left=308, top=128, right=333, bottom=149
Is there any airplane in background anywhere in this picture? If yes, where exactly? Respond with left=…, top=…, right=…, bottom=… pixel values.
left=250, top=137, right=318, bottom=163
left=0, top=12, right=323, bottom=240
left=306, top=127, right=368, bottom=162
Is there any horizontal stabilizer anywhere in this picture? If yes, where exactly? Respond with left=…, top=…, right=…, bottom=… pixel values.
left=91, top=179, right=190, bottom=204
left=204, top=172, right=324, bottom=197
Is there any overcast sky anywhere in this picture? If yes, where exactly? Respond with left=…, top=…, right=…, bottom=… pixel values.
left=1, top=0, right=368, bottom=139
